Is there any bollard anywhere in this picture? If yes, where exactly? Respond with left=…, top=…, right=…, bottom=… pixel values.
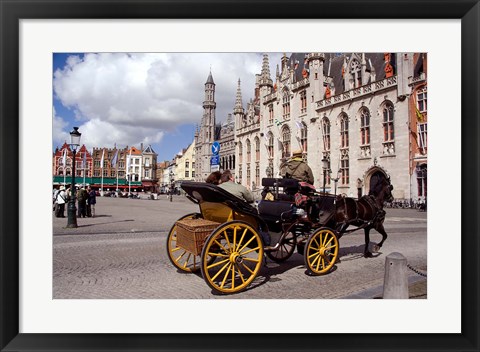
left=382, top=252, right=409, bottom=299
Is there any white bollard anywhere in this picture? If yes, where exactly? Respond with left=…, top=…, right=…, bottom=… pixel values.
left=382, top=252, right=409, bottom=299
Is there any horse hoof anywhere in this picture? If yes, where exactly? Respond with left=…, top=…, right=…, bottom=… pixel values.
left=364, top=252, right=373, bottom=258
left=373, top=244, right=380, bottom=252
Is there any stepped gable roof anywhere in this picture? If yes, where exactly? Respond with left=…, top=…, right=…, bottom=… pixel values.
left=328, top=53, right=386, bottom=95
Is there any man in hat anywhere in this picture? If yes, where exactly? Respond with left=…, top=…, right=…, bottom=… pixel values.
left=55, top=186, right=67, bottom=218
left=280, top=150, right=314, bottom=185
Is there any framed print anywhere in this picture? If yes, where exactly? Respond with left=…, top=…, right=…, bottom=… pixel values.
left=1, top=0, right=479, bottom=351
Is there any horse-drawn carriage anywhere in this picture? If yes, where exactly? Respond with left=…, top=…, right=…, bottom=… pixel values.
left=166, top=177, right=393, bottom=294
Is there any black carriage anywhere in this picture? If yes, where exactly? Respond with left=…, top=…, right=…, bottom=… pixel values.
left=166, top=178, right=340, bottom=294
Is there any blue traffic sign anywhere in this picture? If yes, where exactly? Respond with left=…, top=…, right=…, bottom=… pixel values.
left=211, top=141, right=220, bottom=155
left=210, top=155, right=220, bottom=165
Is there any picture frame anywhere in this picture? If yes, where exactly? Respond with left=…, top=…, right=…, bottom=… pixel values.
left=1, top=0, right=478, bottom=351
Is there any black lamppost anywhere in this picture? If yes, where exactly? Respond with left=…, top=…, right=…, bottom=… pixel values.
left=66, top=127, right=81, bottom=228
left=321, top=157, right=329, bottom=194
left=169, top=170, right=174, bottom=202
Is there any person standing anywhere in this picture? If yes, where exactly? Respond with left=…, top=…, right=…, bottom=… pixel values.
left=77, top=187, right=88, bottom=218
left=218, top=170, right=254, bottom=203
left=86, top=187, right=96, bottom=217
left=55, top=186, right=67, bottom=218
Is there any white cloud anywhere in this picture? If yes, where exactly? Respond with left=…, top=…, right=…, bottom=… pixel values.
left=52, top=107, right=69, bottom=147
left=53, top=52, right=285, bottom=150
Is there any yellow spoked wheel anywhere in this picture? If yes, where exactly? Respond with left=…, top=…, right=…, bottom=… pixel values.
left=201, top=221, right=264, bottom=294
left=304, top=227, right=339, bottom=275
left=166, top=213, right=214, bottom=273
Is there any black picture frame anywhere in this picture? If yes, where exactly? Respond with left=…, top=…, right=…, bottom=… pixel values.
left=1, top=1, right=478, bottom=351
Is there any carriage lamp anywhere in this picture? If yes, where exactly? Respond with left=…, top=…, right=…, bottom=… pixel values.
left=321, top=157, right=329, bottom=194
left=67, top=127, right=81, bottom=228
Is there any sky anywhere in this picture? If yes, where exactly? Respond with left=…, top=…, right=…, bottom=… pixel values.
left=53, top=52, right=283, bottom=161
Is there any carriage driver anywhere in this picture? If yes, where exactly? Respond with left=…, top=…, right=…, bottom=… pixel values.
left=280, top=150, right=314, bottom=185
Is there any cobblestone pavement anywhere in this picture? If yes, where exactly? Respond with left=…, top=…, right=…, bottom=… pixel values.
left=53, top=196, right=427, bottom=299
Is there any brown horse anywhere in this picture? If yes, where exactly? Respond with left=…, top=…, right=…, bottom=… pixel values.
left=334, top=177, right=394, bottom=258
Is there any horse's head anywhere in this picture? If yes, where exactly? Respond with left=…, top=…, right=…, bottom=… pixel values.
left=383, top=179, right=394, bottom=203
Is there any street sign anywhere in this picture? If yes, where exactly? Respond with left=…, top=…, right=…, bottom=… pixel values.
left=210, top=164, right=220, bottom=172
left=211, top=141, right=220, bottom=155
left=210, top=155, right=220, bottom=165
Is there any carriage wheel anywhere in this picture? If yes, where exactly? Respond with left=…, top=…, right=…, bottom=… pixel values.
left=201, top=221, right=264, bottom=294
left=266, top=230, right=296, bottom=263
left=304, top=228, right=339, bottom=275
left=166, top=213, right=214, bottom=273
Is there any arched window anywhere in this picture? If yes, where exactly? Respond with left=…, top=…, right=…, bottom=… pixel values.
left=254, top=137, right=260, bottom=161
left=416, top=164, right=427, bottom=198
left=238, top=141, right=243, bottom=164
left=417, top=87, right=427, bottom=112
left=300, top=122, right=307, bottom=153
left=282, top=125, right=291, bottom=158
left=383, top=103, right=394, bottom=142
left=300, top=90, right=307, bottom=114
left=360, top=108, right=370, bottom=145
left=246, top=139, right=251, bottom=163
left=282, top=89, right=290, bottom=119
left=322, top=117, right=330, bottom=151
left=340, top=114, right=349, bottom=148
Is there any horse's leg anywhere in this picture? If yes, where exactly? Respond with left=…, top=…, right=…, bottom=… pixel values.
left=364, top=227, right=373, bottom=258
left=373, top=222, right=388, bottom=252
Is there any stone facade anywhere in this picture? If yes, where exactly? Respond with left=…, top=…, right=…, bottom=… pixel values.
left=193, top=52, right=427, bottom=201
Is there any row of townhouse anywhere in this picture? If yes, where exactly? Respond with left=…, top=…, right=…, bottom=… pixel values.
left=52, top=143, right=158, bottom=193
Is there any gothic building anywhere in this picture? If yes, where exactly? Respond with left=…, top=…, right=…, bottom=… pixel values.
left=238, top=52, right=425, bottom=201
left=194, top=71, right=236, bottom=182
left=193, top=52, right=426, bottom=202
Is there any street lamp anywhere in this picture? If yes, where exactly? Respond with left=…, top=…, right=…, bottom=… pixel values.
left=66, top=127, right=81, bottom=228
left=169, top=170, right=174, bottom=202
left=331, top=169, right=341, bottom=197
left=321, top=157, right=329, bottom=194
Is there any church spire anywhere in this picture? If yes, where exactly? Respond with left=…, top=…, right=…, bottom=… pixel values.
left=234, top=78, right=244, bottom=114
left=259, top=54, right=273, bottom=87
left=206, top=69, right=215, bottom=84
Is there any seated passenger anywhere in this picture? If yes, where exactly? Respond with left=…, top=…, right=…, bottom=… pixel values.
left=218, top=170, right=254, bottom=203
left=280, top=150, right=314, bottom=185
left=205, top=171, right=222, bottom=185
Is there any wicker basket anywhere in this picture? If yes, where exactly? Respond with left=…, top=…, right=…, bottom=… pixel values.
left=176, top=218, right=219, bottom=255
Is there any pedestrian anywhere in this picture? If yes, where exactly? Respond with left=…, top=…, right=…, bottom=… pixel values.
left=77, top=187, right=88, bottom=218
left=205, top=171, right=222, bottom=185
left=86, top=186, right=96, bottom=217
left=54, top=186, right=67, bottom=218
left=218, top=170, right=254, bottom=203
left=53, top=186, right=60, bottom=212
left=279, top=150, right=315, bottom=185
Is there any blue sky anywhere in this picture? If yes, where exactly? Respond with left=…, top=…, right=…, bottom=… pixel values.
left=52, top=52, right=283, bottom=161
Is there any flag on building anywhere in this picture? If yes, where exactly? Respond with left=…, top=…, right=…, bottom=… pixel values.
left=111, top=150, right=118, bottom=168
left=62, top=148, right=67, bottom=166
left=415, top=107, right=425, bottom=122
left=82, top=151, right=87, bottom=169
left=126, top=149, right=132, bottom=177
left=100, top=150, right=105, bottom=169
